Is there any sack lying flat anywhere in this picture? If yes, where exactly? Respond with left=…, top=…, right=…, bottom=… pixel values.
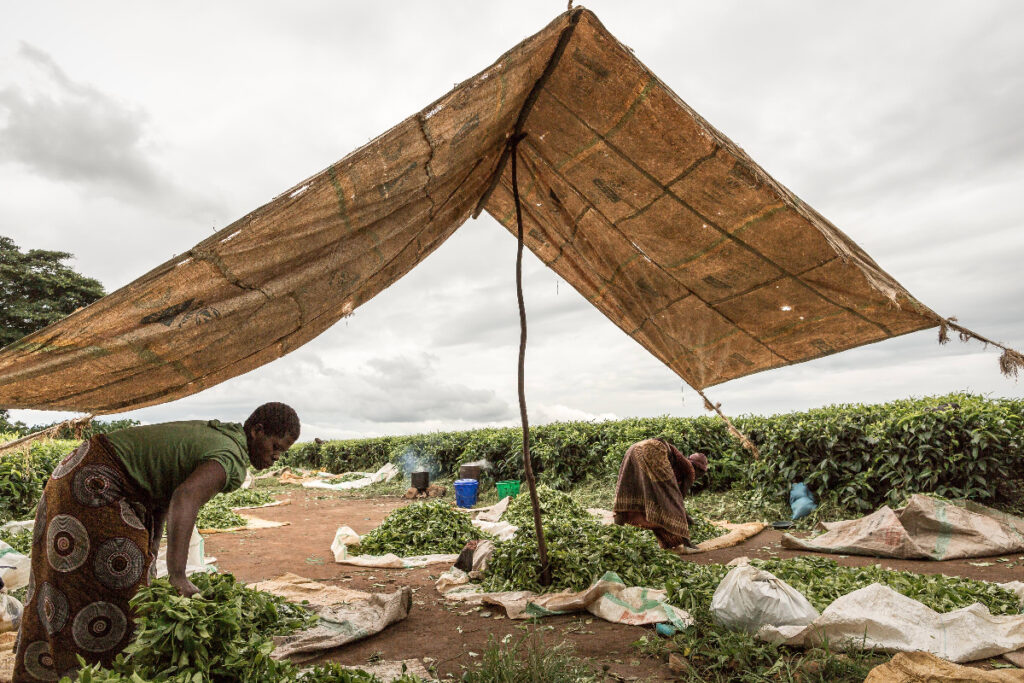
left=782, top=495, right=1024, bottom=560
left=759, top=583, right=1024, bottom=663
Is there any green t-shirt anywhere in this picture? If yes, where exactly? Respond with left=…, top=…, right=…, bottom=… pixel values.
left=106, top=420, right=250, bottom=505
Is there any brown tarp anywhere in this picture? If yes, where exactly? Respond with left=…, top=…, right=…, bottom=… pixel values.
left=0, top=9, right=938, bottom=414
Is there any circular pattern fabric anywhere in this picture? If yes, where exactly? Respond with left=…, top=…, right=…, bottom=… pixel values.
left=36, top=582, right=70, bottom=636
left=72, top=464, right=122, bottom=508
left=50, top=440, right=89, bottom=480
left=32, top=490, right=47, bottom=548
left=93, top=537, right=145, bottom=590
left=23, top=640, right=58, bottom=681
left=119, top=500, right=146, bottom=530
left=46, top=514, right=90, bottom=572
left=24, top=571, right=35, bottom=606
left=72, top=601, right=127, bottom=653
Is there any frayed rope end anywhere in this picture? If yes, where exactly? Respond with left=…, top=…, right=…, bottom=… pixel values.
left=999, top=349, right=1024, bottom=379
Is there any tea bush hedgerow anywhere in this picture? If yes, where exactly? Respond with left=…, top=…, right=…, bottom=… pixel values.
left=281, top=393, right=1024, bottom=515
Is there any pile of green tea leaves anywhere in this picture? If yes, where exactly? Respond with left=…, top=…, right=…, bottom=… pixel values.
left=687, top=509, right=729, bottom=545
left=70, top=660, right=423, bottom=683
left=196, top=496, right=247, bottom=529
left=755, top=555, right=1022, bottom=614
left=483, top=518, right=682, bottom=593
left=196, top=488, right=276, bottom=529
left=0, top=527, right=32, bottom=554
left=61, top=573, right=316, bottom=682
left=664, top=556, right=1022, bottom=619
left=503, top=485, right=591, bottom=528
left=353, top=500, right=488, bottom=556
left=219, top=487, right=275, bottom=508
left=335, top=472, right=370, bottom=483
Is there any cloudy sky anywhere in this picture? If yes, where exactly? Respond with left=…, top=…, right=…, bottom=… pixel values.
left=2, top=1, right=1023, bottom=440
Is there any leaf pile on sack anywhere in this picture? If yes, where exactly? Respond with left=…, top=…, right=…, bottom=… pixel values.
left=196, top=488, right=276, bottom=528
left=353, top=500, right=489, bottom=556
left=220, top=488, right=275, bottom=508
left=685, top=508, right=728, bottom=545
left=61, top=572, right=423, bottom=682
left=502, top=484, right=592, bottom=528
left=483, top=518, right=684, bottom=593
left=664, top=555, right=1022, bottom=619
left=196, top=497, right=247, bottom=529
left=485, top=486, right=684, bottom=592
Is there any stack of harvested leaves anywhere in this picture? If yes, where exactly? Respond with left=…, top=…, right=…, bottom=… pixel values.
left=483, top=518, right=682, bottom=593
left=62, top=573, right=425, bottom=682
left=354, top=500, right=488, bottom=556
left=196, top=496, right=247, bottom=529
left=335, top=472, right=370, bottom=483
left=503, top=485, right=591, bottom=528
left=219, top=487, right=275, bottom=508
left=664, top=555, right=1023, bottom=619
left=63, top=573, right=315, bottom=682
left=687, top=509, right=729, bottom=545
left=752, top=555, right=1022, bottom=614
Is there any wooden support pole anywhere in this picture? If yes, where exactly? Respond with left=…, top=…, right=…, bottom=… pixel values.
left=511, top=133, right=551, bottom=587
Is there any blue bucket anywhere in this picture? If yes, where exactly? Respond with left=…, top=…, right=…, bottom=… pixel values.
left=453, top=478, right=480, bottom=508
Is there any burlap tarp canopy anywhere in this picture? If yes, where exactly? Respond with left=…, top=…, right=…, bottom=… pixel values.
left=0, top=8, right=947, bottom=415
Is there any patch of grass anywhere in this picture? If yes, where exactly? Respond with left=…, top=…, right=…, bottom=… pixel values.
left=461, top=634, right=602, bottom=682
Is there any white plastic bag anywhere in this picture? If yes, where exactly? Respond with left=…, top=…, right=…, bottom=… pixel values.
left=154, top=526, right=216, bottom=578
left=330, top=526, right=361, bottom=561
left=0, top=540, right=31, bottom=592
left=0, top=594, right=23, bottom=633
left=710, top=564, right=819, bottom=634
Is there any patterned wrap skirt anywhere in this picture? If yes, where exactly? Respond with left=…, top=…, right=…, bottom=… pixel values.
left=612, top=439, right=691, bottom=549
left=13, top=436, right=156, bottom=682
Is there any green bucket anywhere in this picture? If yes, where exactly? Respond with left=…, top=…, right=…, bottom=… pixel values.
left=496, top=480, right=521, bottom=499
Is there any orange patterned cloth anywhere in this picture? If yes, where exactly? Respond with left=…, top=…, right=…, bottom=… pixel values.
left=13, top=436, right=157, bottom=682
left=613, top=439, right=694, bottom=548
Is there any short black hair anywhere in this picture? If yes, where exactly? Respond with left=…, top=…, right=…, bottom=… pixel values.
left=244, top=402, right=300, bottom=440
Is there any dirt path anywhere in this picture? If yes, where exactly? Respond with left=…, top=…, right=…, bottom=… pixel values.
left=205, top=489, right=672, bottom=681
left=204, top=487, right=1024, bottom=680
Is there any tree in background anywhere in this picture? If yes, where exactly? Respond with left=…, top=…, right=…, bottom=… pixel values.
left=0, top=235, right=105, bottom=348
left=0, top=409, right=27, bottom=434
left=1, top=237, right=111, bottom=438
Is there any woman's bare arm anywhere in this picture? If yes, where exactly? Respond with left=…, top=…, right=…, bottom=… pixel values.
left=165, top=460, right=226, bottom=596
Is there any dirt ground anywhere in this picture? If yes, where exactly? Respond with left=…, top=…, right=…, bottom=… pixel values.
left=204, top=487, right=1024, bottom=680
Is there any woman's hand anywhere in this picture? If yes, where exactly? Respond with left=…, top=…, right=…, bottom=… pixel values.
left=168, top=574, right=201, bottom=597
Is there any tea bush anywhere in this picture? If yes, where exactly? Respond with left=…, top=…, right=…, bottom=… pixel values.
left=281, top=393, right=1024, bottom=511
left=0, top=439, right=76, bottom=522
